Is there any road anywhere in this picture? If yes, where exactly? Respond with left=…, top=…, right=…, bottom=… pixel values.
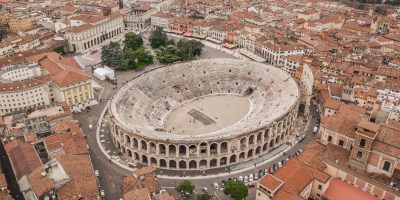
left=72, top=35, right=319, bottom=200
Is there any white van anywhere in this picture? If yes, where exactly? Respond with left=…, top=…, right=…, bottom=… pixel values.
left=313, top=126, right=318, bottom=134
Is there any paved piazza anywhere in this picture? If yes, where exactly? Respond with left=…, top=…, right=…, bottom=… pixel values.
left=108, top=58, right=300, bottom=171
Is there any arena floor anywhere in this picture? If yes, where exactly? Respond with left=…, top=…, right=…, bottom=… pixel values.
left=163, top=95, right=250, bottom=135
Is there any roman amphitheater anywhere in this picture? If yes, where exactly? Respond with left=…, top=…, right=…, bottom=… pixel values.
left=108, top=58, right=300, bottom=171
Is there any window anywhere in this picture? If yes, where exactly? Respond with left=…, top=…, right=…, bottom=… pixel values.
left=318, top=184, right=322, bottom=190
left=359, top=139, right=366, bottom=148
left=357, top=151, right=362, bottom=159
left=338, top=140, right=344, bottom=146
left=327, top=136, right=333, bottom=142
left=383, top=161, right=391, bottom=172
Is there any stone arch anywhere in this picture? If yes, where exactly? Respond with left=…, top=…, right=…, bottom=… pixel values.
left=257, top=132, right=263, bottom=144
left=263, top=143, right=268, bottom=151
left=169, top=160, right=177, bottom=169
left=249, top=135, right=255, bottom=145
left=240, top=137, right=247, bottom=150
left=125, top=135, right=131, bottom=144
left=149, top=142, right=156, bottom=154
left=255, top=146, right=261, bottom=155
left=239, top=152, right=245, bottom=160
left=133, top=138, right=139, bottom=148
left=160, top=159, right=167, bottom=168
left=189, top=160, right=197, bottom=169
left=210, top=143, right=218, bottom=155
left=269, top=139, right=274, bottom=148
left=134, top=152, right=140, bottom=161
left=210, top=158, right=217, bottom=167
left=280, top=133, right=284, bottom=140
left=189, top=145, right=197, bottom=156
left=127, top=149, right=132, bottom=158
left=179, top=145, right=187, bottom=156
left=199, top=160, right=207, bottom=168
left=142, top=155, right=148, bottom=164
left=220, top=142, right=228, bottom=154
left=247, top=149, right=254, bottom=158
left=150, top=157, right=157, bottom=166
left=140, top=140, right=147, bottom=151
left=169, top=145, right=176, bottom=155
left=230, top=154, right=237, bottom=164
left=220, top=157, right=227, bottom=166
left=275, top=136, right=280, bottom=144
left=200, top=142, right=208, bottom=154
left=179, top=160, right=187, bottom=169
left=159, top=144, right=166, bottom=155
left=122, top=147, right=126, bottom=154
left=264, top=129, right=270, bottom=140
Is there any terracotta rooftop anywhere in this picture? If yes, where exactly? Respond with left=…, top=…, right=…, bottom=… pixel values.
left=27, top=165, right=55, bottom=198
left=123, top=166, right=161, bottom=195
left=258, top=174, right=283, bottom=191
left=324, top=178, right=379, bottom=200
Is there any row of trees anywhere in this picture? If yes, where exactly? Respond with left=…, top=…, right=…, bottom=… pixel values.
left=101, top=32, right=153, bottom=70
left=177, top=180, right=248, bottom=200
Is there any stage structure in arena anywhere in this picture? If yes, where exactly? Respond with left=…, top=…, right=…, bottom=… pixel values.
left=108, top=58, right=300, bottom=171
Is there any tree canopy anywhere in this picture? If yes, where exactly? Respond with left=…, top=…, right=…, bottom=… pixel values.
left=155, top=39, right=204, bottom=64
left=224, top=180, right=248, bottom=200
left=124, top=32, right=143, bottom=51
left=150, top=27, right=168, bottom=48
left=177, top=180, right=195, bottom=194
left=0, top=25, right=9, bottom=42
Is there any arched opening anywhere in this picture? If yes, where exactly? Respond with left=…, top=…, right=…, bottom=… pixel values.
left=149, top=142, right=156, bottom=154
left=133, top=138, right=139, bottom=149
left=160, top=159, right=167, bottom=168
left=134, top=152, right=139, bottom=161
left=199, top=160, right=207, bottom=169
left=255, top=146, right=261, bottom=155
left=210, top=143, right=218, bottom=156
left=275, top=136, right=280, bottom=145
left=127, top=149, right=132, bottom=158
left=210, top=159, right=217, bottom=167
left=264, top=129, right=270, bottom=140
left=159, top=144, right=166, bottom=155
left=179, top=145, right=187, bottom=156
left=169, top=160, right=177, bottom=169
left=257, top=132, right=262, bottom=144
left=263, top=143, right=268, bottom=151
left=247, top=149, right=254, bottom=158
left=142, top=155, right=148, bottom=164
left=230, top=155, right=237, bottom=164
left=249, top=135, right=255, bottom=145
left=220, top=157, right=227, bottom=166
left=122, top=147, right=126, bottom=154
left=200, top=142, right=208, bottom=155
left=239, top=152, right=245, bottom=161
left=189, top=160, right=197, bottom=169
left=179, top=160, right=187, bottom=169
left=141, top=140, right=147, bottom=151
left=220, top=142, right=228, bottom=154
left=189, top=145, right=197, bottom=156
left=240, top=137, right=247, bottom=150
left=125, top=135, right=131, bottom=144
left=280, top=134, right=284, bottom=140
left=169, top=145, right=176, bottom=155
left=269, top=139, right=274, bottom=148
left=150, top=157, right=157, bottom=166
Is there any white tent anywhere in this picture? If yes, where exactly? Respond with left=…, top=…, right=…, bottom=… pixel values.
left=94, top=68, right=110, bottom=80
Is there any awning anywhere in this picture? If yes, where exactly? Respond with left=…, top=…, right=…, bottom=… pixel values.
left=223, top=43, right=236, bottom=49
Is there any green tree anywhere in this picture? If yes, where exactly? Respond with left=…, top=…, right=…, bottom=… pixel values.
left=133, top=48, right=153, bottom=66
left=177, top=39, right=204, bottom=60
left=224, top=180, right=248, bottom=200
left=124, top=32, right=143, bottom=51
left=101, top=41, right=125, bottom=69
left=123, top=49, right=136, bottom=69
left=197, top=194, right=211, bottom=200
left=155, top=45, right=181, bottom=64
left=177, top=180, right=195, bottom=195
left=150, top=27, right=168, bottom=48
left=53, top=45, right=66, bottom=55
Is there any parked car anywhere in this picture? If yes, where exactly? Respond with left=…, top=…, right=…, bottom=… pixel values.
left=100, top=190, right=105, bottom=198
left=298, top=148, right=303, bottom=153
left=201, top=187, right=209, bottom=193
left=238, top=176, right=244, bottom=182
left=268, top=166, right=274, bottom=174
left=95, top=170, right=99, bottom=177
left=244, top=175, right=248, bottom=183
left=220, top=180, right=226, bottom=191
left=259, top=170, right=265, bottom=178
left=249, top=174, right=254, bottom=182
left=254, top=173, right=259, bottom=180
left=278, top=161, right=282, bottom=168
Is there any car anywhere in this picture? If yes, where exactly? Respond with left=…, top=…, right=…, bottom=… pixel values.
left=268, top=166, right=274, bottom=174
left=233, top=178, right=237, bottom=182
left=201, top=187, right=209, bottom=193
left=238, top=176, right=244, bottom=182
left=220, top=180, right=226, bottom=191
left=95, top=170, right=99, bottom=177
left=313, top=126, right=319, bottom=133
left=111, top=155, right=120, bottom=162
left=298, top=148, right=303, bottom=153
left=285, top=158, right=289, bottom=162
left=254, top=173, right=259, bottom=180
left=100, top=190, right=105, bottom=198
left=278, top=162, right=282, bottom=168
left=213, top=182, right=219, bottom=190
left=247, top=182, right=255, bottom=187
left=244, top=175, right=248, bottom=183
left=259, top=170, right=265, bottom=177
left=88, top=124, right=93, bottom=129
left=249, top=174, right=254, bottom=182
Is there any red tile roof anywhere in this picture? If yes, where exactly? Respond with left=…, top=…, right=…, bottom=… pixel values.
left=324, top=178, right=379, bottom=200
